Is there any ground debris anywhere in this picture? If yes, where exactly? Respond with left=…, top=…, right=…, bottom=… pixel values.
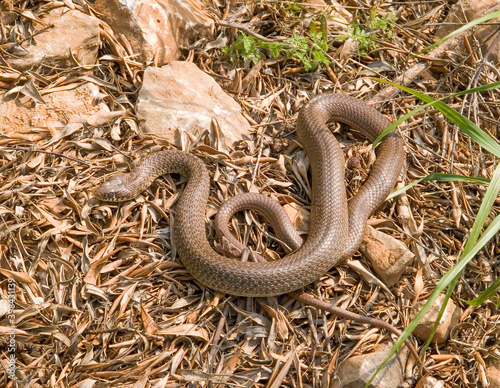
left=0, top=0, right=499, bottom=387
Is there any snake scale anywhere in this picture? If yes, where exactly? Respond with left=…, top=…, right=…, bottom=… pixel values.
left=95, top=93, right=405, bottom=297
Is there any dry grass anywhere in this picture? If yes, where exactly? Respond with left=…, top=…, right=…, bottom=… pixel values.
left=1, top=0, right=499, bottom=387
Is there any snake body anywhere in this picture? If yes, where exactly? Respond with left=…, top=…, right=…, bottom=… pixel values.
left=95, top=94, right=404, bottom=297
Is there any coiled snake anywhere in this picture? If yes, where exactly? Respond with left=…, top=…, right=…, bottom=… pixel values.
left=95, top=93, right=404, bottom=296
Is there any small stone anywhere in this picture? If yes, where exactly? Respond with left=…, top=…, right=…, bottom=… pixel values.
left=136, top=62, right=252, bottom=148
left=332, top=343, right=408, bottom=388
left=359, top=226, right=415, bottom=287
left=7, top=9, right=100, bottom=70
left=412, top=294, right=461, bottom=344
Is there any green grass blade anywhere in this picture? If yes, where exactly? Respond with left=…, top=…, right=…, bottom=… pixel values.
left=415, top=156, right=500, bottom=350
left=372, top=80, right=500, bottom=148
left=386, top=173, right=490, bottom=201
left=421, top=11, right=500, bottom=54
left=371, top=80, right=500, bottom=157
left=462, top=165, right=500, bottom=254
left=466, top=278, right=500, bottom=306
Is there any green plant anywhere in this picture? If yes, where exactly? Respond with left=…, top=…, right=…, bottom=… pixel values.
left=221, top=18, right=330, bottom=72
left=282, top=0, right=303, bottom=17
left=221, top=33, right=266, bottom=64
left=339, top=10, right=396, bottom=54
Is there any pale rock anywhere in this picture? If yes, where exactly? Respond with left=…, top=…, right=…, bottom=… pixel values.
left=7, top=9, right=100, bottom=70
left=359, top=225, right=415, bottom=287
left=435, top=0, right=500, bottom=64
left=412, top=294, right=461, bottom=344
left=136, top=62, right=252, bottom=148
left=332, top=343, right=408, bottom=388
left=93, top=0, right=214, bottom=65
left=0, top=83, right=110, bottom=133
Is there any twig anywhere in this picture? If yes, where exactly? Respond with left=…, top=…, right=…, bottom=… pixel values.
left=369, top=34, right=464, bottom=105
left=217, top=20, right=287, bottom=43
left=0, top=24, right=55, bottom=51
left=2, top=146, right=92, bottom=167
left=289, top=291, right=429, bottom=374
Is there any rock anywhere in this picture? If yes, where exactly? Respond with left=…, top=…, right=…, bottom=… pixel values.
left=435, top=0, right=500, bottom=64
left=93, top=0, right=214, bottom=65
left=332, top=343, right=408, bottom=388
left=412, top=294, right=461, bottom=344
left=359, top=226, right=415, bottom=287
left=136, top=62, right=252, bottom=148
left=7, top=8, right=100, bottom=70
left=0, top=83, right=110, bottom=133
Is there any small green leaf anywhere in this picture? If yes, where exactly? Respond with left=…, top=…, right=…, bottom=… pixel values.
left=310, top=22, right=318, bottom=35
left=320, top=15, right=327, bottom=42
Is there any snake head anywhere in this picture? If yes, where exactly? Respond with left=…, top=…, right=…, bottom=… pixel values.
left=94, top=175, right=133, bottom=202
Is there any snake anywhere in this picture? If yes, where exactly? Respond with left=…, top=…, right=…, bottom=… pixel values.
left=95, top=93, right=405, bottom=297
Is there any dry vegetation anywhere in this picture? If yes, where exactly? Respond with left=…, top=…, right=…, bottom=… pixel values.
left=1, top=0, right=499, bottom=387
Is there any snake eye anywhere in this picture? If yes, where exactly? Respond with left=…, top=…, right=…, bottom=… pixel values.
left=106, top=192, right=115, bottom=199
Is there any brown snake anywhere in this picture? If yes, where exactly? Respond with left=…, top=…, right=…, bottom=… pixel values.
left=95, top=93, right=404, bottom=296
left=94, top=93, right=426, bottom=367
